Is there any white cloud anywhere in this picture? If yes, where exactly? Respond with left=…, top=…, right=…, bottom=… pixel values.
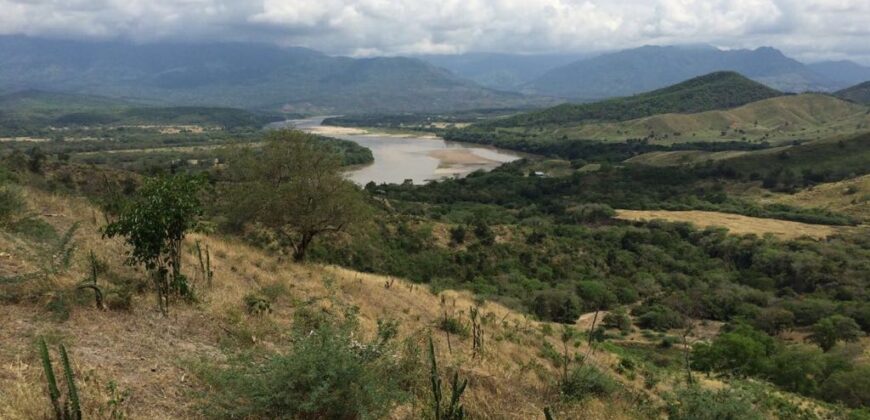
left=0, top=0, right=868, bottom=63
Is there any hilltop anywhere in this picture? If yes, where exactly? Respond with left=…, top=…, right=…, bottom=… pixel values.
left=835, top=81, right=870, bottom=105
left=488, top=72, right=782, bottom=127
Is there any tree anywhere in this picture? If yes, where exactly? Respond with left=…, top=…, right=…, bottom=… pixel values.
left=220, top=130, right=369, bottom=261
left=104, top=174, right=204, bottom=314
left=807, top=315, right=862, bottom=351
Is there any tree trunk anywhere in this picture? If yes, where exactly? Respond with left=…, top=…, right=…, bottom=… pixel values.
left=293, top=233, right=314, bottom=262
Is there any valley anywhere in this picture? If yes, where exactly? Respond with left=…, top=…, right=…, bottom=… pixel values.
left=2, top=31, right=870, bottom=420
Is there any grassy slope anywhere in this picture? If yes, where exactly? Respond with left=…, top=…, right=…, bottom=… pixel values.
left=488, top=71, right=782, bottom=127
left=563, top=94, right=870, bottom=143
left=627, top=131, right=870, bottom=176
left=0, top=187, right=646, bottom=419
left=757, top=174, right=870, bottom=223
left=835, top=81, right=870, bottom=105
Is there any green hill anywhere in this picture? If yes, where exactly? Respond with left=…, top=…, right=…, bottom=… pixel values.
left=836, top=81, right=870, bottom=105
left=0, top=90, right=281, bottom=134
left=490, top=72, right=783, bottom=127
left=566, top=94, right=870, bottom=143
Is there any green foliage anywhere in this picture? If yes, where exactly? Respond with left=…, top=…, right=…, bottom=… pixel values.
left=691, top=324, right=774, bottom=377
left=602, top=308, right=632, bottom=333
left=197, top=319, right=408, bottom=419
left=219, top=130, right=369, bottom=261
left=560, top=365, right=619, bottom=401
left=438, top=314, right=469, bottom=337
left=104, top=174, right=204, bottom=313
left=0, top=180, right=24, bottom=226
left=807, top=315, right=862, bottom=351
left=819, top=365, right=870, bottom=408
left=633, top=304, right=685, bottom=331
left=38, top=338, right=82, bottom=420
left=489, top=72, right=782, bottom=127
left=532, top=290, right=581, bottom=324
left=667, top=386, right=762, bottom=420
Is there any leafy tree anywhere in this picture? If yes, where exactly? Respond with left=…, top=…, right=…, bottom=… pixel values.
left=104, top=174, right=204, bottom=314
left=691, top=324, right=774, bottom=377
left=807, top=315, right=862, bottom=351
left=532, top=290, right=581, bottom=324
left=752, top=307, right=795, bottom=335
left=819, top=365, right=870, bottom=408
left=220, top=130, right=368, bottom=261
left=667, top=386, right=762, bottom=420
left=766, top=345, right=825, bottom=395
left=602, top=308, right=632, bottom=333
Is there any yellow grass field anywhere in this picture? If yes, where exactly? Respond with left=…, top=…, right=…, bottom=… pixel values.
left=615, top=209, right=848, bottom=239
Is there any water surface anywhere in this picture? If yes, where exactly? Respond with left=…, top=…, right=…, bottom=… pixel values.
left=272, top=117, right=523, bottom=185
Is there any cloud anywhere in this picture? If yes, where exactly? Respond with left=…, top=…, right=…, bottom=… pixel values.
left=0, top=0, right=868, bottom=63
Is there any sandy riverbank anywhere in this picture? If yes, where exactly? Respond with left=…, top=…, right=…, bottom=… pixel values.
left=428, top=148, right=498, bottom=168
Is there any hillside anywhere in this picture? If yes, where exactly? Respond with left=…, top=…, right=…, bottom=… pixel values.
left=563, top=94, right=870, bottom=143
left=0, top=90, right=281, bottom=133
left=0, top=36, right=547, bottom=113
left=835, top=81, right=870, bottom=105
left=525, top=45, right=836, bottom=99
left=417, top=52, right=587, bottom=91
left=807, top=60, right=870, bottom=87
left=488, top=72, right=782, bottom=127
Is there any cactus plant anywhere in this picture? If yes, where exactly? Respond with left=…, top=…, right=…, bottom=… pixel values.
left=38, top=338, right=82, bottom=420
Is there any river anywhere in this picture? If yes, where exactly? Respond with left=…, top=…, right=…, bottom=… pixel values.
left=270, top=117, right=524, bottom=185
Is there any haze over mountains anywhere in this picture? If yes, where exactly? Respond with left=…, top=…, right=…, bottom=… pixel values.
left=2, top=35, right=870, bottom=114
left=0, top=36, right=544, bottom=114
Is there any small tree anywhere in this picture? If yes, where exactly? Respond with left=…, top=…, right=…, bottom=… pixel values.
left=104, top=174, right=203, bottom=314
left=221, top=130, right=368, bottom=261
left=807, top=315, right=862, bottom=351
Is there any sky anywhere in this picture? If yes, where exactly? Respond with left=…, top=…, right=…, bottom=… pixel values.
left=1, top=0, right=870, bottom=64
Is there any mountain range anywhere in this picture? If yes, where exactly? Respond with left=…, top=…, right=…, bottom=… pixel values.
left=2, top=36, right=870, bottom=114
left=0, top=36, right=548, bottom=114
left=521, top=45, right=850, bottom=100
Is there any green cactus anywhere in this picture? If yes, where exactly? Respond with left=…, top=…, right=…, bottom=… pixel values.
left=38, top=338, right=82, bottom=420
left=428, top=335, right=467, bottom=420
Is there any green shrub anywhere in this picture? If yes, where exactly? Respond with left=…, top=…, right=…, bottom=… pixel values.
left=439, top=315, right=469, bottom=337
left=633, top=304, right=684, bottom=331
left=819, top=365, right=870, bottom=408
left=196, top=321, right=408, bottom=419
left=667, top=386, right=762, bottom=420
left=0, top=183, right=24, bottom=226
left=602, top=309, right=632, bottom=333
left=560, top=365, right=619, bottom=401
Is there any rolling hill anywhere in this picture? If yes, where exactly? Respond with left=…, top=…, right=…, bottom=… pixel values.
left=0, top=90, right=280, bottom=132
left=488, top=72, right=783, bottom=127
left=836, top=81, right=870, bottom=105
left=0, top=36, right=548, bottom=113
left=563, top=94, right=870, bottom=143
left=525, top=45, right=837, bottom=100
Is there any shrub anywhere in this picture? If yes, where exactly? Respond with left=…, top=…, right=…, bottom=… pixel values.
left=667, top=386, right=762, bottom=420
left=634, top=304, right=684, bottom=331
left=532, top=290, right=581, bottom=324
left=807, top=315, right=862, bottom=351
left=0, top=182, right=24, bottom=226
left=196, top=321, right=408, bottom=419
left=439, top=314, right=469, bottom=337
left=560, top=365, right=619, bottom=401
left=602, top=309, right=632, bottom=333
left=819, top=365, right=870, bottom=408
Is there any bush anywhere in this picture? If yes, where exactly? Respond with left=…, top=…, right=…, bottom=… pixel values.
left=196, top=321, right=408, bottom=419
left=807, top=315, right=862, bottom=351
left=602, top=309, right=632, bottom=333
left=560, top=365, right=619, bottom=401
left=0, top=182, right=25, bottom=226
left=532, top=290, right=581, bottom=324
left=667, top=386, right=762, bottom=420
left=634, top=304, right=684, bottom=331
left=819, top=365, right=870, bottom=408
left=438, top=314, right=469, bottom=337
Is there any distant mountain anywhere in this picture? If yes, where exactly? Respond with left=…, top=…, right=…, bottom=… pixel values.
left=492, top=71, right=782, bottom=127
left=0, top=36, right=549, bottom=113
left=525, top=45, right=835, bottom=100
left=807, top=61, right=870, bottom=86
left=417, top=52, right=588, bottom=91
left=835, top=81, right=870, bottom=105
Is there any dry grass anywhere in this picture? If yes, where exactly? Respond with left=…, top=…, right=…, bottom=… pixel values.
left=615, top=209, right=848, bottom=240
left=1, top=188, right=652, bottom=419
left=758, top=174, right=870, bottom=223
